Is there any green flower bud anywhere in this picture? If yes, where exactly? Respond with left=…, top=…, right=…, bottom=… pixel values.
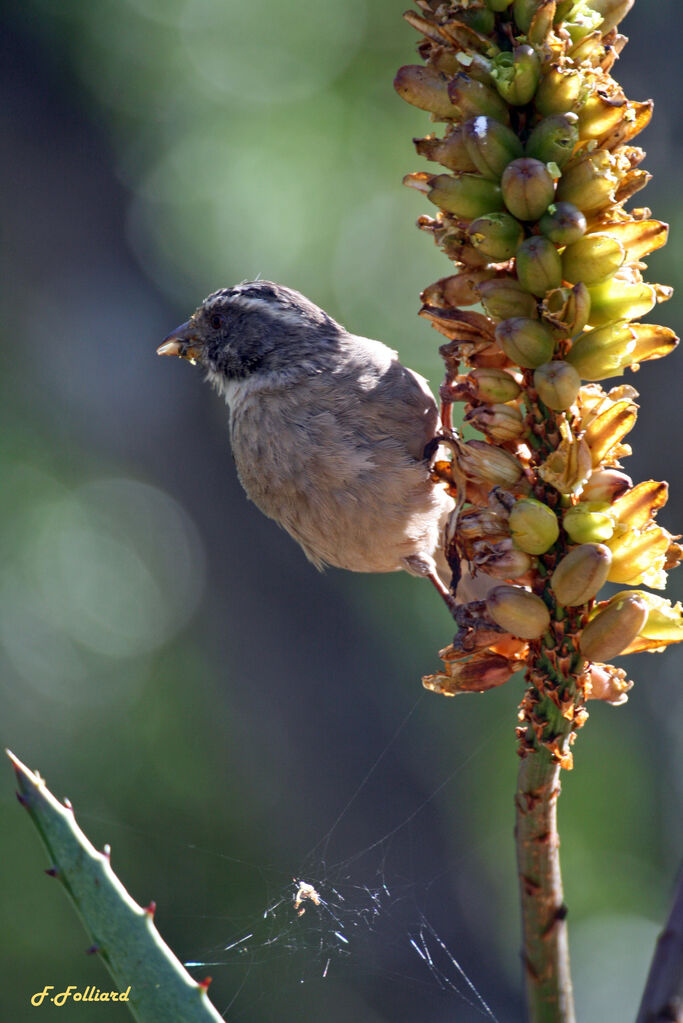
left=566, top=322, right=636, bottom=381
left=492, top=44, right=541, bottom=106
left=414, top=129, right=478, bottom=173
left=485, top=0, right=514, bottom=9
left=580, top=591, right=649, bottom=662
left=466, top=402, right=525, bottom=442
left=512, top=0, right=539, bottom=33
left=586, top=278, right=657, bottom=327
left=448, top=74, right=511, bottom=123
left=428, top=174, right=504, bottom=219
left=496, top=317, right=555, bottom=368
left=556, top=151, right=619, bottom=212
left=468, top=367, right=523, bottom=403
left=501, top=158, right=555, bottom=222
left=459, top=439, right=524, bottom=487
left=456, top=54, right=497, bottom=87
left=563, top=503, right=615, bottom=544
left=554, top=0, right=576, bottom=17
left=394, top=66, right=461, bottom=119
left=533, top=360, right=582, bottom=410
left=477, top=278, right=539, bottom=320
left=487, top=584, right=551, bottom=639
left=527, top=0, right=558, bottom=45
left=551, top=543, right=613, bottom=606
left=516, top=236, right=563, bottom=297
left=570, top=27, right=609, bottom=59
left=468, top=212, right=524, bottom=261
left=581, top=469, right=633, bottom=503
left=589, top=0, right=635, bottom=34
left=535, top=67, right=584, bottom=116
left=459, top=8, right=496, bottom=35
left=541, top=283, right=591, bottom=337
left=564, top=5, right=603, bottom=43
left=509, top=497, right=560, bottom=555
left=538, top=202, right=587, bottom=245
left=525, top=114, right=579, bottom=169
left=463, top=117, right=524, bottom=179
left=562, top=233, right=626, bottom=287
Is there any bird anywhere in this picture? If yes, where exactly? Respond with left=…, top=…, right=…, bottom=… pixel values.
left=157, top=281, right=457, bottom=609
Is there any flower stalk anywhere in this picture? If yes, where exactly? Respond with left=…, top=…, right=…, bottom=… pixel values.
left=396, top=1, right=681, bottom=1019
left=515, top=751, right=573, bottom=1022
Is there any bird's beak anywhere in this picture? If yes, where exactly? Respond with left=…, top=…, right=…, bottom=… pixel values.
left=156, top=320, right=203, bottom=364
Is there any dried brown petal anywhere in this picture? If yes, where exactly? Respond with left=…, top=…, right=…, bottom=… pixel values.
left=609, top=479, right=668, bottom=530
left=597, top=219, right=668, bottom=262
left=471, top=537, right=533, bottom=579
left=584, top=662, right=633, bottom=705
left=394, top=65, right=461, bottom=118
left=423, top=652, right=517, bottom=694
left=538, top=421, right=593, bottom=495
left=422, top=270, right=498, bottom=308
left=465, top=402, right=525, bottom=441
left=630, top=323, right=679, bottom=366
left=607, top=523, right=676, bottom=588
left=583, top=397, right=638, bottom=466
left=457, top=439, right=524, bottom=487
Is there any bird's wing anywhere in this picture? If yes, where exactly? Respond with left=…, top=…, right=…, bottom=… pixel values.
left=339, top=336, right=440, bottom=462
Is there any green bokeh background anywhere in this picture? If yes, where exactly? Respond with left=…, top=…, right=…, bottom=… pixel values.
left=2, top=1, right=682, bottom=1020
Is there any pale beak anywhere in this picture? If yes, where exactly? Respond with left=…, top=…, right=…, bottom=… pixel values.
left=156, top=320, right=203, bottom=362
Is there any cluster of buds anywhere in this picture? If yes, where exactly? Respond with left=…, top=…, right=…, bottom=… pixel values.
left=395, top=0, right=682, bottom=766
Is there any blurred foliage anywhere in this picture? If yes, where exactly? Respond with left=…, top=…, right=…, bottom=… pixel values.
left=25, top=0, right=449, bottom=382
left=1, top=1, right=682, bottom=1021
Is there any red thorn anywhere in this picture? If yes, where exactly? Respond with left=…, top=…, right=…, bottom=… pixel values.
left=45, top=867, right=59, bottom=878
left=16, top=792, right=28, bottom=807
left=144, top=901, right=156, bottom=918
left=198, top=977, right=212, bottom=992
left=63, top=798, right=73, bottom=811
left=85, top=944, right=100, bottom=956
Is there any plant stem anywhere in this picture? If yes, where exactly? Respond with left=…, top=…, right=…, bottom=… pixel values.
left=515, top=745, right=575, bottom=1023
left=8, top=750, right=223, bottom=1023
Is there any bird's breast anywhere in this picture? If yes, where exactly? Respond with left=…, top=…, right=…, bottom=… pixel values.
left=226, top=377, right=451, bottom=574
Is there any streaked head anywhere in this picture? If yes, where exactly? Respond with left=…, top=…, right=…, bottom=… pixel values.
left=157, top=281, right=341, bottom=381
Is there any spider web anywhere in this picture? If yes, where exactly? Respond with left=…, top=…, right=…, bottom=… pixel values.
left=186, top=881, right=500, bottom=1022
left=175, top=698, right=510, bottom=1023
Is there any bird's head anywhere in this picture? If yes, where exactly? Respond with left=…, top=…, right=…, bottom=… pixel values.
left=157, top=281, right=342, bottom=385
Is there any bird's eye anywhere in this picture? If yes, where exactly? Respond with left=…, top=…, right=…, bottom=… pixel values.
left=210, top=313, right=224, bottom=330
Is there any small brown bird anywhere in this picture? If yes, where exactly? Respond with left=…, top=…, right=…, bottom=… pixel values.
left=158, top=282, right=456, bottom=607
